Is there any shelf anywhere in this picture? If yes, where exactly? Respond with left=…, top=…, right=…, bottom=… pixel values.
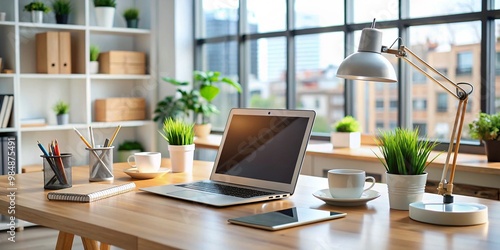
left=21, top=123, right=88, bottom=132
left=90, top=74, right=151, bottom=80
left=18, top=22, right=86, bottom=31
left=0, top=74, right=15, bottom=78
left=91, top=120, right=155, bottom=128
left=89, top=26, right=151, bottom=35
left=20, top=74, right=86, bottom=79
left=0, top=21, right=15, bottom=27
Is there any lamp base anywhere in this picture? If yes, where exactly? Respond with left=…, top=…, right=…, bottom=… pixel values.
left=409, top=201, right=488, bottom=226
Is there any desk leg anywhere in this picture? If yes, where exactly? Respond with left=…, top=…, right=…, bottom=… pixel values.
left=100, top=243, right=110, bottom=250
left=81, top=237, right=99, bottom=250
left=56, top=231, right=74, bottom=250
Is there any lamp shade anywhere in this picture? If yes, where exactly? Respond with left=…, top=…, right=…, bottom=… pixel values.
left=336, top=28, right=398, bottom=83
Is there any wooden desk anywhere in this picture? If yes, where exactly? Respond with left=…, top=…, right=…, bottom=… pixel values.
left=1, top=159, right=499, bottom=249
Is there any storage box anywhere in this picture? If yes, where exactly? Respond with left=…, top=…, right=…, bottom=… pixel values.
left=99, top=51, right=146, bottom=75
left=94, top=98, right=146, bottom=122
left=36, top=32, right=72, bottom=74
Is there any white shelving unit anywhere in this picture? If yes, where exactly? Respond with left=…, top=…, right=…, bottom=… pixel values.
left=0, top=0, right=158, bottom=168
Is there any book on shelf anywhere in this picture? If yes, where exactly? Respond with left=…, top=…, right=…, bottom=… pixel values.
left=47, top=182, right=136, bottom=202
left=20, top=117, right=47, bottom=127
left=1, top=95, right=13, bottom=128
left=0, top=95, right=9, bottom=127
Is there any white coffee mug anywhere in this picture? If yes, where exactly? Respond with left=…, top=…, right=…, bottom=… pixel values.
left=127, top=152, right=161, bottom=173
left=328, top=169, right=376, bottom=198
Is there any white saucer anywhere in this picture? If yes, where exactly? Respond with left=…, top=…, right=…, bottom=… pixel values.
left=313, top=189, right=380, bottom=206
left=123, top=168, right=170, bottom=180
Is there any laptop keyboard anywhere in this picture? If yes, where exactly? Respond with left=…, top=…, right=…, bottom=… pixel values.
left=177, top=182, right=277, bottom=198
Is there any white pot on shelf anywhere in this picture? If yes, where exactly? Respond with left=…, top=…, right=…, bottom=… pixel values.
left=94, top=7, right=115, bottom=28
left=89, top=61, right=99, bottom=74
left=31, top=11, right=43, bottom=23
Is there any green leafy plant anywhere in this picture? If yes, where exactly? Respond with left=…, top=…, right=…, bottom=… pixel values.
left=52, top=100, right=69, bottom=115
left=333, top=116, right=360, bottom=132
left=154, top=70, right=242, bottom=125
left=52, top=0, right=71, bottom=15
left=123, top=7, right=139, bottom=20
left=468, top=112, right=500, bottom=141
left=90, top=45, right=99, bottom=61
left=374, top=128, right=440, bottom=175
left=118, top=140, right=143, bottom=151
left=24, top=1, right=51, bottom=13
left=159, top=118, right=195, bottom=146
left=93, top=0, right=116, bottom=7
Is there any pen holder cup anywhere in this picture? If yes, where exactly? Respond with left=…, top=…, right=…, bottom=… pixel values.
left=42, top=153, right=72, bottom=190
left=87, top=147, right=114, bottom=181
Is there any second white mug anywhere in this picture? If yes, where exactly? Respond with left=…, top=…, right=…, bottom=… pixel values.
left=328, top=169, right=376, bottom=199
left=127, top=152, right=161, bottom=173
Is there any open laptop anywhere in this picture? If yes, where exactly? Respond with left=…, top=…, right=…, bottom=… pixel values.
left=141, top=108, right=316, bottom=207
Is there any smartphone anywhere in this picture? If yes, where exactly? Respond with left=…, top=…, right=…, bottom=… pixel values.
left=228, top=207, right=346, bottom=231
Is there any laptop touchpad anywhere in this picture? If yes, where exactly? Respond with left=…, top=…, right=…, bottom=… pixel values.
left=170, top=190, right=214, bottom=199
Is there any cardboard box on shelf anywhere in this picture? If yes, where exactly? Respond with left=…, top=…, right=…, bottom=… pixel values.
left=99, top=51, right=146, bottom=75
left=94, top=98, right=146, bottom=122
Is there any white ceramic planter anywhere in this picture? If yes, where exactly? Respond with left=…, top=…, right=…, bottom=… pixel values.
left=168, top=144, right=195, bottom=173
left=95, top=7, right=115, bottom=27
left=386, top=172, right=428, bottom=210
left=330, top=132, right=361, bottom=148
left=31, top=11, right=43, bottom=23
left=89, top=61, right=99, bottom=74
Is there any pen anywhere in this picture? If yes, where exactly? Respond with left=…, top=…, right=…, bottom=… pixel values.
left=74, top=127, right=113, bottom=177
left=37, top=141, right=65, bottom=185
left=54, top=140, right=68, bottom=184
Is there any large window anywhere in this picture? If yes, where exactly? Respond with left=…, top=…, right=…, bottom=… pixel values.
left=195, top=0, right=500, bottom=150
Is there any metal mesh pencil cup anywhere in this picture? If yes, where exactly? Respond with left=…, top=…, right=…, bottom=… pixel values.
left=86, top=146, right=114, bottom=181
left=42, top=153, right=72, bottom=189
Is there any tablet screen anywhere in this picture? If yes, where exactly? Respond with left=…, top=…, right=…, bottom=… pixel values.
left=228, top=207, right=346, bottom=231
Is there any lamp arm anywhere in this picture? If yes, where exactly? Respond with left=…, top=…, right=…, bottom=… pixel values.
left=383, top=45, right=473, bottom=202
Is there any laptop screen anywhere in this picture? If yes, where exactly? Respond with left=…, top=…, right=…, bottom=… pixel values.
left=214, top=114, right=310, bottom=184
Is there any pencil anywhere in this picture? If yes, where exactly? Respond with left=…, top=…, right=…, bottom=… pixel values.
left=108, top=125, right=121, bottom=147
left=37, top=141, right=65, bottom=185
left=73, top=127, right=92, bottom=148
left=89, top=126, right=95, bottom=148
left=54, top=140, right=69, bottom=184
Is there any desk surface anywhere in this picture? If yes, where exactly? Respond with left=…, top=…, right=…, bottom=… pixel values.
left=1, top=159, right=499, bottom=249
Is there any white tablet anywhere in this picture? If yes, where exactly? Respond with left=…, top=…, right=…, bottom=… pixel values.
left=228, top=207, right=346, bottom=231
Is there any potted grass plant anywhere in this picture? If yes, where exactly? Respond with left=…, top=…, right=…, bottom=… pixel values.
left=374, top=127, right=440, bottom=210
left=93, top=0, right=116, bottom=27
left=89, top=45, right=99, bottom=74
left=330, top=116, right=361, bottom=148
left=468, top=112, right=500, bottom=162
left=52, top=0, right=71, bottom=24
left=53, top=100, right=69, bottom=125
left=24, top=1, right=51, bottom=23
left=159, top=118, right=195, bottom=173
left=123, top=7, right=139, bottom=28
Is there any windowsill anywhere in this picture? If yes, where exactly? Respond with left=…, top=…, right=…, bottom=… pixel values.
left=194, top=134, right=500, bottom=175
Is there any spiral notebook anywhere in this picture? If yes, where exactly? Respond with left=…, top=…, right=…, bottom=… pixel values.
left=47, top=182, right=136, bottom=202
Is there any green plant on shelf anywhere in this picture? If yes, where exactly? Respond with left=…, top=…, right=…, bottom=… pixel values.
left=52, top=100, right=69, bottom=115
left=52, top=0, right=71, bottom=15
left=94, top=0, right=116, bottom=8
left=118, top=140, right=144, bottom=151
left=123, top=8, right=139, bottom=20
left=24, top=1, right=51, bottom=13
left=468, top=112, right=500, bottom=141
left=90, top=45, right=100, bottom=61
left=332, top=116, right=360, bottom=132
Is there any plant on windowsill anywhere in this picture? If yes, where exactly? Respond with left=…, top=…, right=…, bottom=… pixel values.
left=53, top=100, right=69, bottom=125
left=374, top=127, right=440, bottom=210
left=153, top=70, right=242, bottom=138
left=159, top=118, right=195, bottom=173
left=330, top=116, right=361, bottom=148
left=24, top=1, right=51, bottom=23
left=123, top=7, right=139, bottom=28
left=117, top=140, right=144, bottom=162
left=468, top=112, right=500, bottom=162
left=52, top=0, right=71, bottom=24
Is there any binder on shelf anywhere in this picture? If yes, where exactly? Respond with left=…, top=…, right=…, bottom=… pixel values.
left=47, top=183, right=136, bottom=202
left=36, top=31, right=72, bottom=74
left=1, top=133, right=17, bottom=176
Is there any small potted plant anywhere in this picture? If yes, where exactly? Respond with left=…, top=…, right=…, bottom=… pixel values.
left=53, top=100, right=69, bottom=125
left=89, top=45, right=99, bottom=74
left=374, top=127, right=440, bottom=210
left=52, top=0, right=71, bottom=24
left=24, top=1, right=51, bottom=23
left=123, top=7, right=139, bottom=28
left=94, top=0, right=116, bottom=27
left=159, top=118, right=195, bottom=173
left=330, top=116, right=361, bottom=148
left=154, top=70, right=242, bottom=138
left=117, top=140, right=144, bottom=162
left=468, top=112, right=500, bottom=162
